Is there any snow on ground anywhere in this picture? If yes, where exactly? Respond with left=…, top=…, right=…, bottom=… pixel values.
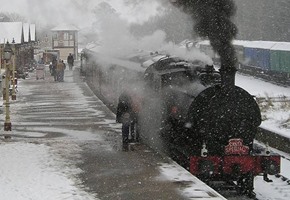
left=255, top=175, right=290, bottom=200
left=236, top=73, right=290, bottom=138
left=0, top=70, right=101, bottom=200
left=236, top=74, right=290, bottom=97
left=0, top=141, right=97, bottom=200
left=157, top=163, right=227, bottom=200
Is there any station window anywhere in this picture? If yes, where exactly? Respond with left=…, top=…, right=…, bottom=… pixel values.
left=64, top=33, right=69, bottom=40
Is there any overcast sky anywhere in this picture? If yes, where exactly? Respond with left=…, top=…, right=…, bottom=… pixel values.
left=0, top=0, right=163, bottom=27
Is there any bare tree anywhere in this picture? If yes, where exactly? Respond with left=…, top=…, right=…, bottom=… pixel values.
left=234, top=0, right=290, bottom=41
left=130, top=4, right=194, bottom=43
left=0, top=12, right=27, bottom=22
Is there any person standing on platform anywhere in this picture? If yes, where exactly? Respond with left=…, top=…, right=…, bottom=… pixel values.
left=67, top=53, right=74, bottom=70
left=51, top=56, right=57, bottom=80
left=56, top=60, right=65, bottom=82
left=61, top=60, right=66, bottom=81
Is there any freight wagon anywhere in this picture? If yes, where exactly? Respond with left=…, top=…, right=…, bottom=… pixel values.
left=197, top=40, right=290, bottom=85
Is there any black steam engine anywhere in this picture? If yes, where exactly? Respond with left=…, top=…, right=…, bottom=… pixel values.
left=81, top=49, right=281, bottom=198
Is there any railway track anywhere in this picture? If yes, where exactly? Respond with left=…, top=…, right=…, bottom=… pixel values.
left=207, top=173, right=290, bottom=200
left=209, top=181, right=252, bottom=200
left=256, top=127, right=290, bottom=154
left=237, top=68, right=290, bottom=87
left=256, top=96, right=290, bottom=103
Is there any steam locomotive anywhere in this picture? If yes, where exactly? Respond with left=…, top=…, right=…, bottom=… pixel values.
left=81, top=48, right=280, bottom=198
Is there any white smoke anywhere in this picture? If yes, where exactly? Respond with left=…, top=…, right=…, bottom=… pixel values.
left=97, top=16, right=167, bottom=58
left=94, top=8, right=212, bottom=65
left=160, top=42, right=214, bottom=65
left=0, top=0, right=164, bottom=29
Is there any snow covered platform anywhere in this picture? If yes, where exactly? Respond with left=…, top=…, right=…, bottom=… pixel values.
left=80, top=140, right=227, bottom=200
left=0, top=67, right=226, bottom=200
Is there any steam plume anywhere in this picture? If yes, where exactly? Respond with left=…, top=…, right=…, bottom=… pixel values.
left=171, top=0, right=238, bottom=86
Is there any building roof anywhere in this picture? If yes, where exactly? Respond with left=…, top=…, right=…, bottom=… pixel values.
left=23, top=23, right=30, bottom=42
left=0, top=22, right=23, bottom=44
left=51, top=24, right=79, bottom=31
left=0, top=22, right=36, bottom=44
left=271, top=42, right=290, bottom=51
left=243, top=41, right=277, bottom=49
left=30, top=24, right=36, bottom=41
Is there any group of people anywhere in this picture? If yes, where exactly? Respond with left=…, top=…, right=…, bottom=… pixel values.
left=49, top=53, right=74, bottom=82
left=49, top=57, right=65, bottom=82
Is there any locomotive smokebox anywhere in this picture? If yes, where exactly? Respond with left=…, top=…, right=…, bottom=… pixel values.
left=187, top=85, right=262, bottom=155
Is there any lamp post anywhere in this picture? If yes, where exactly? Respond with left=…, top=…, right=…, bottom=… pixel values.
left=1, top=44, right=5, bottom=100
left=3, top=41, right=13, bottom=134
left=11, top=38, right=16, bottom=100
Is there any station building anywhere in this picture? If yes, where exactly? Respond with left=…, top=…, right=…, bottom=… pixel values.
left=51, top=24, right=79, bottom=62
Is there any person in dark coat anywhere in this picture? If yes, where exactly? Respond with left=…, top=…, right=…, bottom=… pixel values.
left=51, top=56, right=57, bottom=79
left=56, top=60, right=65, bottom=82
left=61, top=60, right=66, bottom=81
left=67, top=53, right=74, bottom=70
left=116, top=93, right=135, bottom=151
